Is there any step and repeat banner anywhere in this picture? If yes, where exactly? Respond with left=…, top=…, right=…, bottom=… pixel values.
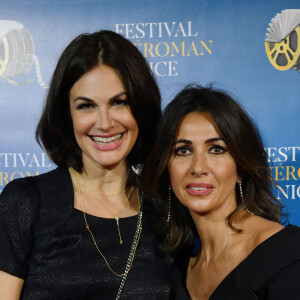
left=1, top=0, right=300, bottom=224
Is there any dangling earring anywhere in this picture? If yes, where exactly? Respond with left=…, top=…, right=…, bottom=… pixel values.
left=238, top=181, right=254, bottom=215
left=238, top=181, right=244, bottom=202
left=167, top=185, right=171, bottom=222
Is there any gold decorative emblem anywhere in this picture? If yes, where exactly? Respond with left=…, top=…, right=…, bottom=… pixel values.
left=265, top=10, right=300, bottom=72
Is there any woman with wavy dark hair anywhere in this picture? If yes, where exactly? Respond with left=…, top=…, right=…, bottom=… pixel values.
left=142, top=84, right=300, bottom=299
left=0, top=30, right=185, bottom=299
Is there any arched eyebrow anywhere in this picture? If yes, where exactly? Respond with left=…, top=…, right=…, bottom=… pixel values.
left=173, top=137, right=225, bottom=145
left=110, top=91, right=127, bottom=101
left=73, top=96, right=93, bottom=102
left=173, top=139, right=192, bottom=145
left=72, top=92, right=127, bottom=103
left=206, top=137, right=225, bottom=143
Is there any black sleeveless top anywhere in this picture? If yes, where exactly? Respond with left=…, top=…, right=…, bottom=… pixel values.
left=0, top=167, right=175, bottom=299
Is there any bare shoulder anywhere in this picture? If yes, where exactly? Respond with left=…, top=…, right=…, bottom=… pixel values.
left=246, top=215, right=284, bottom=246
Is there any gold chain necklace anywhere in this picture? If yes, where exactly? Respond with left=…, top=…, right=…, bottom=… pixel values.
left=72, top=169, right=134, bottom=244
left=86, top=186, right=134, bottom=245
left=113, top=187, right=134, bottom=244
left=78, top=178, right=127, bottom=197
left=71, top=168, right=143, bottom=277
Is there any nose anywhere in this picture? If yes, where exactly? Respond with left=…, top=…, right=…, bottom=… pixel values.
left=95, top=108, right=114, bottom=131
left=190, top=153, right=209, bottom=177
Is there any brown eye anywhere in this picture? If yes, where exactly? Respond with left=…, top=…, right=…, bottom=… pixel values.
left=209, top=145, right=227, bottom=154
left=77, top=103, right=94, bottom=110
left=111, top=99, right=128, bottom=107
left=174, top=146, right=192, bottom=156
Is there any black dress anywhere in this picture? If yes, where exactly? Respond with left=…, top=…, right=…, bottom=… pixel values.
left=0, top=167, right=181, bottom=299
left=175, top=224, right=300, bottom=299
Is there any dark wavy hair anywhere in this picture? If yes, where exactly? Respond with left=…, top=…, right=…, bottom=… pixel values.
left=141, top=84, right=282, bottom=252
left=36, top=30, right=161, bottom=187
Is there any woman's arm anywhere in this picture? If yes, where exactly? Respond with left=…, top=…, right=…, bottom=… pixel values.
left=0, top=271, right=24, bottom=300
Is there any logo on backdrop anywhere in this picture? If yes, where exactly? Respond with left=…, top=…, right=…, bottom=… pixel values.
left=115, top=21, right=213, bottom=77
left=265, top=146, right=300, bottom=201
left=0, top=20, right=48, bottom=88
left=265, top=9, right=300, bottom=73
left=0, top=152, right=52, bottom=193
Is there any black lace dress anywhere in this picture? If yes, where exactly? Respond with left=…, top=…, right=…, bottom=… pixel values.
left=0, top=167, right=181, bottom=300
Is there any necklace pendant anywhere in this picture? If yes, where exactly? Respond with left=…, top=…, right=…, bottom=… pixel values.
left=115, top=216, right=123, bottom=245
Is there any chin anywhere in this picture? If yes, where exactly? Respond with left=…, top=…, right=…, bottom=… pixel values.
left=188, top=204, right=213, bottom=216
left=98, top=157, right=126, bottom=168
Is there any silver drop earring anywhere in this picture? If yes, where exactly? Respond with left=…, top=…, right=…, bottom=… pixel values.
left=238, top=181, right=254, bottom=215
left=238, top=181, right=244, bottom=202
left=167, top=185, right=171, bottom=222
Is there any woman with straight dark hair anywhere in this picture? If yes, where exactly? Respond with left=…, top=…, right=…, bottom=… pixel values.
left=142, top=84, right=300, bottom=299
left=0, top=30, right=184, bottom=299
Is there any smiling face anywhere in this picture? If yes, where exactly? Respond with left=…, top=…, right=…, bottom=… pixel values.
left=69, top=64, right=139, bottom=170
left=168, top=112, right=239, bottom=217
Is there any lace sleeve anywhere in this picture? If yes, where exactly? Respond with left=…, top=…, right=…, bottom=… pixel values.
left=0, top=178, right=39, bottom=279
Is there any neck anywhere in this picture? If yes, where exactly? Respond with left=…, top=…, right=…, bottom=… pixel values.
left=190, top=210, right=238, bottom=262
left=80, top=159, right=128, bottom=195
